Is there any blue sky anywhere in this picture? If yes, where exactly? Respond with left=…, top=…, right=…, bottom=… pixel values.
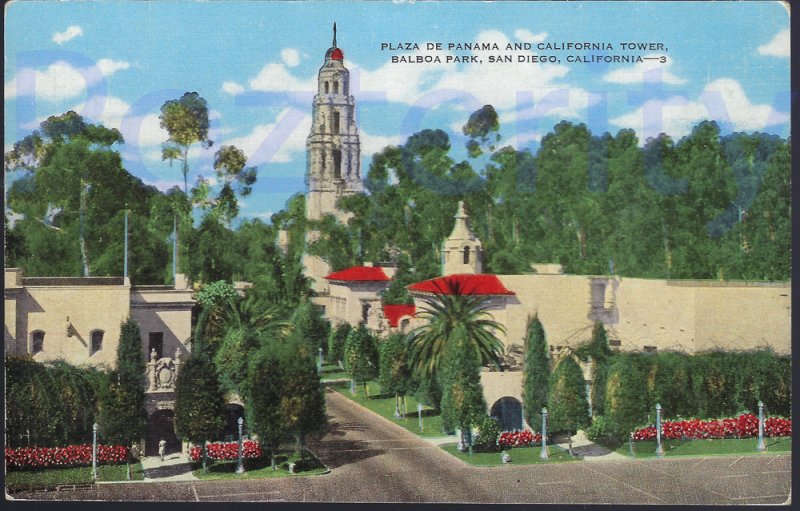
left=4, top=1, right=790, bottom=223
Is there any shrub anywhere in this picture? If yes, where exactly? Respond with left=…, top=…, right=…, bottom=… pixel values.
left=585, top=415, right=616, bottom=446
left=6, top=445, right=129, bottom=470
left=189, top=440, right=262, bottom=462
left=522, top=315, right=549, bottom=431
left=604, top=356, right=648, bottom=443
left=474, top=416, right=501, bottom=452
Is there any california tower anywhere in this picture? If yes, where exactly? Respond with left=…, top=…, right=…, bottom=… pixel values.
left=304, top=23, right=362, bottom=294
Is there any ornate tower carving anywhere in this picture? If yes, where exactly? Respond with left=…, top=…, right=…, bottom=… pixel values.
left=304, top=23, right=362, bottom=294
left=442, top=201, right=483, bottom=276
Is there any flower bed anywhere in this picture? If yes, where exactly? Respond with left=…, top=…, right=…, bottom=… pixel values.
left=498, top=430, right=543, bottom=448
left=5, top=444, right=129, bottom=470
left=189, top=440, right=262, bottom=462
left=632, top=414, right=791, bottom=441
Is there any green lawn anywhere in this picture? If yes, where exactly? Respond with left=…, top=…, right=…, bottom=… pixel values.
left=192, top=451, right=328, bottom=480
left=619, top=436, right=792, bottom=458
left=6, top=462, right=144, bottom=490
left=320, top=364, right=349, bottom=381
left=330, top=380, right=452, bottom=438
left=441, top=443, right=577, bottom=466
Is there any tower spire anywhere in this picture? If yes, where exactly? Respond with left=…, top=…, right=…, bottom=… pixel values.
left=332, top=22, right=337, bottom=48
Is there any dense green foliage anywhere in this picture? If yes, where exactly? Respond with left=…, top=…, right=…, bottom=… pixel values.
left=278, top=334, right=328, bottom=449
left=308, top=115, right=789, bottom=282
left=547, top=356, right=590, bottom=447
left=245, top=342, right=290, bottom=468
left=474, top=415, right=502, bottom=452
left=174, top=313, right=226, bottom=470
left=378, top=333, right=413, bottom=416
left=577, top=323, right=612, bottom=416
left=98, top=319, right=147, bottom=468
left=603, top=355, right=649, bottom=443
left=327, top=322, right=352, bottom=365
left=440, top=331, right=488, bottom=441
left=596, top=349, right=790, bottom=444
left=343, top=324, right=379, bottom=393
left=522, top=315, right=549, bottom=431
left=6, top=356, right=107, bottom=447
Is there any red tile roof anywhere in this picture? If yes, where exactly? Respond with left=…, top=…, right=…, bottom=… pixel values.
left=407, top=274, right=515, bottom=296
left=382, top=304, right=416, bottom=327
left=325, top=266, right=391, bottom=282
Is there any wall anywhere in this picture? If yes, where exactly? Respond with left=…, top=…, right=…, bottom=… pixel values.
left=11, top=282, right=131, bottom=368
left=130, top=286, right=195, bottom=362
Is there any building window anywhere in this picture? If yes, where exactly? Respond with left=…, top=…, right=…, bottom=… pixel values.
left=90, top=330, right=104, bottom=355
left=609, top=339, right=622, bottom=347
left=333, top=81, right=339, bottom=94
left=324, top=81, right=329, bottom=94
left=333, top=111, right=340, bottom=134
left=148, top=332, right=164, bottom=360
left=31, top=331, right=45, bottom=354
left=362, top=303, right=372, bottom=322
left=463, top=246, right=470, bottom=264
left=643, top=345, right=658, bottom=354
left=333, top=149, right=342, bottom=179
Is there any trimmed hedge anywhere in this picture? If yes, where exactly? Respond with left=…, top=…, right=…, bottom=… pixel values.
left=596, top=349, right=791, bottom=442
left=6, top=356, right=107, bottom=448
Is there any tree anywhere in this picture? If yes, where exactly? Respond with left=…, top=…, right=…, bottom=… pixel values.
left=547, top=355, right=590, bottom=456
left=343, top=324, right=378, bottom=395
left=522, top=315, right=549, bottom=431
left=98, top=319, right=147, bottom=478
left=278, top=334, right=327, bottom=452
left=407, top=281, right=504, bottom=386
left=291, top=300, right=330, bottom=355
left=160, top=92, right=213, bottom=195
left=603, top=356, right=648, bottom=443
left=245, top=341, right=289, bottom=470
left=379, top=333, right=412, bottom=417
left=463, top=104, right=500, bottom=158
left=327, top=322, right=352, bottom=366
left=439, top=329, right=488, bottom=451
left=174, top=310, right=226, bottom=472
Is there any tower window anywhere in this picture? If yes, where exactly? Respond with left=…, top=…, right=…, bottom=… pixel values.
left=321, top=150, right=326, bottom=173
left=463, top=246, right=471, bottom=264
left=333, top=111, right=340, bottom=134
left=333, top=149, right=342, bottom=179
left=333, top=81, right=339, bottom=94
left=31, top=331, right=45, bottom=354
left=148, top=332, right=164, bottom=360
left=324, top=82, right=329, bottom=94
left=90, top=330, right=104, bottom=355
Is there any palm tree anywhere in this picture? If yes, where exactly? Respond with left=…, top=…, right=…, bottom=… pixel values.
left=407, top=279, right=505, bottom=393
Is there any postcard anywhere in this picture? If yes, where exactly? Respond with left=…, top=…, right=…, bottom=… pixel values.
left=4, top=0, right=791, bottom=505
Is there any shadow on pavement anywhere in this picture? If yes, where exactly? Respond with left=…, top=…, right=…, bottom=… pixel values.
left=142, top=462, right=195, bottom=479
left=570, top=443, right=615, bottom=457
left=309, top=420, right=385, bottom=469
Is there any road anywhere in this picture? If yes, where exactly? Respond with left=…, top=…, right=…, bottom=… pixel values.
left=9, top=388, right=792, bottom=504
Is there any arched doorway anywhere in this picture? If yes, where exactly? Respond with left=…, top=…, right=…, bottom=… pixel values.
left=220, top=404, right=246, bottom=442
left=490, top=397, right=523, bottom=432
left=145, top=409, right=181, bottom=456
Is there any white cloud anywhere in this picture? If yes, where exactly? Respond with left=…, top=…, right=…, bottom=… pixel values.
left=222, top=108, right=311, bottom=164
left=222, top=81, right=245, bottom=95
left=121, top=113, right=170, bottom=147
left=5, top=58, right=130, bottom=102
left=52, top=25, right=83, bottom=45
left=5, top=61, right=92, bottom=101
left=757, top=29, right=789, bottom=58
left=70, top=95, right=131, bottom=128
left=514, top=29, right=547, bottom=43
left=360, top=131, right=403, bottom=157
left=141, top=178, right=185, bottom=192
left=610, top=78, right=790, bottom=142
left=281, top=48, right=301, bottom=67
left=249, top=63, right=317, bottom=92
left=96, top=58, right=130, bottom=76
left=603, top=55, right=687, bottom=85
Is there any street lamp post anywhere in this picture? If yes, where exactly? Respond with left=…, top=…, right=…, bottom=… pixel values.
left=540, top=408, right=549, bottom=460
left=655, top=403, right=664, bottom=458
left=92, top=423, right=98, bottom=481
left=317, top=347, right=323, bottom=372
left=236, top=417, right=245, bottom=474
left=756, top=401, right=766, bottom=452
left=417, top=402, right=423, bottom=433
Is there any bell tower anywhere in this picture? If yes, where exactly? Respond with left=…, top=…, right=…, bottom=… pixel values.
left=442, top=201, right=483, bottom=276
left=304, top=23, right=362, bottom=294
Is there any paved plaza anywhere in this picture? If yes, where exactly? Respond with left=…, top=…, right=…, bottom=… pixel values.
left=8, top=389, right=792, bottom=504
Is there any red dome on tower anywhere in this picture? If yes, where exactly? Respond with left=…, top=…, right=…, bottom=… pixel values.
left=330, top=47, right=344, bottom=60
